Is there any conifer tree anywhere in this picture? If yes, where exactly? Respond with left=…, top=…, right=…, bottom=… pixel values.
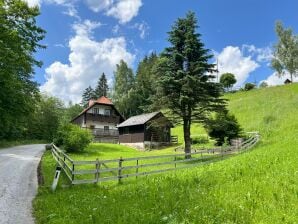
left=157, top=12, right=225, bottom=158
left=81, top=86, right=96, bottom=108
left=94, top=73, right=109, bottom=98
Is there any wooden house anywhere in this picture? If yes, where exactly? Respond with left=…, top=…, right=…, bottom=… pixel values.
left=71, top=96, right=124, bottom=142
left=117, top=112, right=173, bottom=149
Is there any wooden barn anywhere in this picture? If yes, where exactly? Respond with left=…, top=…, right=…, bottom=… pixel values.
left=117, top=112, right=173, bottom=149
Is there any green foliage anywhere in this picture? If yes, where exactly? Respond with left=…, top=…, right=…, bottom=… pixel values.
left=205, top=110, right=242, bottom=146
left=56, top=124, right=92, bottom=152
left=191, top=135, right=209, bottom=144
left=133, top=53, right=160, bottom=113
left=220, top=73, right=237, bottom=91
left=81, top=86, right=96, bottom=108
left=94, top=73, right=109, bottom=98
left=259, top=81, right=268, bottom=88
left=244, top=82, right=256, bottom=91
left=157, top=11, right=225, bottom=154
left=112, top=60, right=135, bottom=118
left=271, top=21, right=298, bottom=82
left=27, top=95, right=63, bottom=141
left=0, top=0, right=45, bottom=140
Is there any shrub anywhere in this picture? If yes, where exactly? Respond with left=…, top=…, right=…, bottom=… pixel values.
left=204, top=111, right=242, bottom=146
left=54, top=124, right=92, bottom=152
left=191, top=135, right=209, bottom=144
left=244, top=83, right=256, bottom=91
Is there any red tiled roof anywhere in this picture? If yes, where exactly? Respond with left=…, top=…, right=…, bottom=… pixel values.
left=96, top=96, right=113, bottom=105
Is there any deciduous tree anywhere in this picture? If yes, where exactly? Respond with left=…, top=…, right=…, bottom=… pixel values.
left=271, top=21, right=298, bottom=82
left=0, top=0, right=46, bottom=140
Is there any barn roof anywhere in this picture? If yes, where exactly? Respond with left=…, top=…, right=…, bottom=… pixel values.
left=117, top=112, right=160, bottom=128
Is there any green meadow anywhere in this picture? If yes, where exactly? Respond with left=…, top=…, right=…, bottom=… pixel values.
left=34, top=84, right=298, bottom=224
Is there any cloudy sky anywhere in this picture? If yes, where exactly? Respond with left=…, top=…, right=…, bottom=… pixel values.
left=25, top=0, right=298, bottom=103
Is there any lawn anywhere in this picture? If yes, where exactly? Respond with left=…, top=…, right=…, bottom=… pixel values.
left=0, top=139, right=46, bottom=149
left=34, top=84, right=298, bottom=224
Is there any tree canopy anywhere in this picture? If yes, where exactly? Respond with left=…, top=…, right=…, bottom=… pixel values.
left=112, top=60, right=135, bottom=118
left=220, top=73, right=237, bottom=91
left=271, top=21, right=298, bottom=82
left=0, top=0, right=45, bottom=140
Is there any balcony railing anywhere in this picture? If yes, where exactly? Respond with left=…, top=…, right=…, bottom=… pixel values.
left=84, top=128, right=119, bottom=137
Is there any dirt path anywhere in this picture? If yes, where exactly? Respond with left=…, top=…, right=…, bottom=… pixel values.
left=0, top=144, right=45, bottom=224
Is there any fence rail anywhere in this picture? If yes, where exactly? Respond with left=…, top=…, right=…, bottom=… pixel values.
left=51, top=132, right=260, bottom=185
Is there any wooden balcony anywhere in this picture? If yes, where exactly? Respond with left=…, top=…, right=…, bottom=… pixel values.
left=84, top=128, right=119, bottom=137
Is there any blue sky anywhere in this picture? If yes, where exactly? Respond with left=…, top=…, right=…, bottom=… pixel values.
left=25, top=0, right=298, bottom=103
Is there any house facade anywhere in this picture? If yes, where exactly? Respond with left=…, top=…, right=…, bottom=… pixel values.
left=71, top=96, right=124, bottom=142
left=117, top=112, right=173, bottom=149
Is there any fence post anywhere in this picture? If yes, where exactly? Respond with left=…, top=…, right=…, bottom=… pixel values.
left=136, top=159, right=139, bottom=179
left=71, top=162, right=75, bottom=184
left=118, top=157, right=123, bottom=184
left=174, top=156, right=177, bottom=168
left=95, top=158, right=100, bottom=184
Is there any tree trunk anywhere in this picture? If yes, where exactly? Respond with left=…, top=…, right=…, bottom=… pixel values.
left=183, top=117, right=191, bottom=159
left=290, top=73, right=293, bottom=83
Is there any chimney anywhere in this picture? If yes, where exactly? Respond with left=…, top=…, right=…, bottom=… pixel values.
left=88, top=99, right=95, bottom=107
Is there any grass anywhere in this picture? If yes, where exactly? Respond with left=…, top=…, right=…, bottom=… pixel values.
left=34, top=83, right=298, bottom=224
left=0, top=139, right=46, bottom=149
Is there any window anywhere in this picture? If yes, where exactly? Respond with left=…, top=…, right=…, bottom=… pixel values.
left=104, top=109, right=111, bottom=116
left=93, top=108, right=99, bottom=114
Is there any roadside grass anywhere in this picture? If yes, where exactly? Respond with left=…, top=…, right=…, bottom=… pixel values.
left=0, top=139, right=47, bottom=149
left=34, top=84, right=298, bottom=224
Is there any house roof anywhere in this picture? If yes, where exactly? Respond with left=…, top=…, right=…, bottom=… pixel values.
left=117, top=112, right=160, bottom=128
left=71, top=96, right=124, bottom=122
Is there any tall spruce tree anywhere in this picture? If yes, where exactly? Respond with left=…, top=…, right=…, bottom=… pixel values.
left=95, top=73, right=109, bottom=97
left=81, top=86, right=96, bottom=108
left=0, top=0, right=45, bottom=139
left=112, top=60, right=135, bottom=118
left=157, top=12, right=225, bottom=158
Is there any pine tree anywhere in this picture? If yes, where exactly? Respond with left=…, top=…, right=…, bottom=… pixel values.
left=94, top=73, right=109, bottom=98
left=81, top=86, right=96, bottom=108
left=157, top=12, right=225, bottom=158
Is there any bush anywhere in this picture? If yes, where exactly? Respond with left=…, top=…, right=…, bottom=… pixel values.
left=244, top=83, right=256, bottom=91
left=204, top=111, right=242, bottom=146
left=54, top=124, right=93, bottom=152
left=191, top=135, right=209, bottom=144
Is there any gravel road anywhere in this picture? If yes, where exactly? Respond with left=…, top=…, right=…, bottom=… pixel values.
left=0, top=144, right=45, bottom=224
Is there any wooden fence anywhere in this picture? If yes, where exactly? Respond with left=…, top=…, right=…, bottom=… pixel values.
left=51, top=132, right=260, bottom=185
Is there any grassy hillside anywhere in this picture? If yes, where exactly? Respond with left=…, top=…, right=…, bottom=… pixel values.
left=34, top=84, right=298, bottom=224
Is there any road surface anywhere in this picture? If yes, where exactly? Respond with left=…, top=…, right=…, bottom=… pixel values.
left=0, top=144, right=45, bottom=224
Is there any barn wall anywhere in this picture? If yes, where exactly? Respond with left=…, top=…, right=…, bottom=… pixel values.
left=119, top=133, right=144, bottom=143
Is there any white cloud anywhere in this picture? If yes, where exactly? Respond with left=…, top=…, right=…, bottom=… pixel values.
left=215, top=46, right=259, bottom=87
left=262, top=72, right=298, bottom=86
left=133, top=21, right=149, bottom=39
left=242, top=44, right=273, bottom=63
left=23, top=0, right=41, bottom=7
left=106, top=0, right=142, bottom=24
left=72, top=19, right=102, bottom=36
left=84, top=0, right=113, bottom=12
left=40, top=20, right=135, bottom=103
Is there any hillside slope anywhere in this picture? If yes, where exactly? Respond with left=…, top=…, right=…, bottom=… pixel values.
left=34, top=84, right=298, bottom=224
